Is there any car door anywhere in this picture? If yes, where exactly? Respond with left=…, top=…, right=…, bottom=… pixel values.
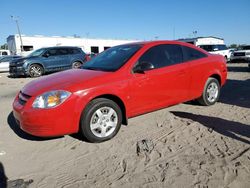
left=181, top=45, right=210, bottom=99
left=0, top=56, right=11, bottom=71
left=128, top=44, right=190, bottom=116
left=42, top=48, right=69, bottom=71
left=57, top=48, right=71, bottom=69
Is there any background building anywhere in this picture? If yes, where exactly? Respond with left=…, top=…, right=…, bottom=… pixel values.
left=7, top=35, right=138, bottom=56
left=178, top=36, right=225, bottom=46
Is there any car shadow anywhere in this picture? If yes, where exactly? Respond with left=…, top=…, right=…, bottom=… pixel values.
left=220, top=79, right=250, bottom=108
left=0, top=162, right=7, bottom=188
left=171, top=111, right=250, bottom=145
left=227, top=66, right=249, bottom=73
left=7, top=112, right=63, bottom=141
left=69, top=133, right=89, bottom=142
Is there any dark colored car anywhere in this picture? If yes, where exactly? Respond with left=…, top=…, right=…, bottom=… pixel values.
left=9, top=46, right=86, bottom=77
left=13, top=41, right=227, bottom=142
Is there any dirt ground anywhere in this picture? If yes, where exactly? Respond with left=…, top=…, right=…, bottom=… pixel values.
left=0, top=63, right=249, bottom=188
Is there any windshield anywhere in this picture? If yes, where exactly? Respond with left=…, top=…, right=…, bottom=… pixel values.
left=82, top=44, right=142, bottom=72
left=242, top=46, right=250, bottom=50
left=28, top=48, right=46, bottom=57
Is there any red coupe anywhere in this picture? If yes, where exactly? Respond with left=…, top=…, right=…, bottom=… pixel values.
left=13, top=41, right=227, bottom=142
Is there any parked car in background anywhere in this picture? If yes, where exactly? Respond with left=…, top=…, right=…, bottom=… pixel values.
left=13, top=41, right=227, bottom=142
left=0, top=50, right=10, bottom=56
left=198, top=44, right=232, bottom=62
left=230, top=45, right=250, bottom=63
left=0, top=55, right=22, bottom=72
left=9, top=46, right=86, bottom=77
left=85, top=53, right=97, bottom=61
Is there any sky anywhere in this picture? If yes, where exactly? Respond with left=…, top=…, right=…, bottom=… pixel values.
left=0, top=0, right=250, bottom=45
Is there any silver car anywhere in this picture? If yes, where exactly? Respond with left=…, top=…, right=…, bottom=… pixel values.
left=0, top=55, right=22, bottom=72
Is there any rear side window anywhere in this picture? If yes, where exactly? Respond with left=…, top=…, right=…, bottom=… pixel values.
left=182, top=46, right=207, bottom=62
left=69, top=48, right=82, bottom=54
left=47, top=49, right=57, bottom=56
left=58, top=48, right=69, bottom=55
left=73, top=48, right=81, bottom=54
left=139, top=44, right=183, bottom=69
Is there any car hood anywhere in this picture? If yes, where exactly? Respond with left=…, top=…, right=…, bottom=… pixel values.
left=10, top=56, right=37, bottom=64
left=22, top=69, right=110, bottom=96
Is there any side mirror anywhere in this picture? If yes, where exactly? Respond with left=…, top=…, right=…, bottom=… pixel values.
left=133, top=62, right=154, bottom=73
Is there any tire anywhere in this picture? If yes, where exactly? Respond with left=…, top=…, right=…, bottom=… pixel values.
left=28, top=64, right=44, bottom=77
left=197, top=78, right=220, bottom=106
left=72, top=61, right=82, bottom=69
left=80, top=98, right=122, bottom=142
left=224, top=56, right=228, bottom=62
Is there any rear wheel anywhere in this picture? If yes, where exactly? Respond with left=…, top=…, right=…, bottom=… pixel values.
left=197, top=78, right=220, bottom=106
left=72, top=61, right=82, bottom=69
left=80, top=98, right=122, bottom=142
left=29, top=64, right=44, bottom=77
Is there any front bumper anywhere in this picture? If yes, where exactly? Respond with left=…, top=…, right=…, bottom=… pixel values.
left=230, top=55, right=250, bottom=61
left=9, top=65, right=27, bottom=76
left=12, top=92, right=81, bottom=137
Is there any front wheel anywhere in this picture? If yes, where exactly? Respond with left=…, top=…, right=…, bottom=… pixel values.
left=80, top=98, right=122, bottom=142
left=72, top=61, right=82, bottom=69
left=197, top=78, right=220, bottom=106
left=29, top=64, right=44, bottom=77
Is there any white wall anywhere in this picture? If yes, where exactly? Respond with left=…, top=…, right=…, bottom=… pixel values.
left=7, top=35, right=138, bottom=55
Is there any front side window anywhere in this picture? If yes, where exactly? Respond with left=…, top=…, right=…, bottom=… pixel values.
left=138, top=44, right=183, bottom=69
left=199, top=45, right=214, bottom=52
left=217, top=45, right=227, bottom=51
left=82, top=44, right=141, bottom=72
left=28, top=48, right=46, bottom=57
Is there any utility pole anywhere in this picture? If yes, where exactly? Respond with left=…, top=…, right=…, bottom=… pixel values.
left=11, top=15, right=24, bottom=52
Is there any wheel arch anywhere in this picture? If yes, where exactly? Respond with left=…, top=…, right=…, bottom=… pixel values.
left=92, top=94, right=128, bottom=125
left=27, top=63, right=45, bottom=76
left=28, top=62, right=45, bottom=71
left=209, top=73, right=221, bottom=85
left=71, top=59, right=83, bottom=64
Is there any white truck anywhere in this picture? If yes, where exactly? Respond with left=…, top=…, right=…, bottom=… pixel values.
left=0, top=50, right=10, bottom=56
left=179, top=37, right=232, bottom=62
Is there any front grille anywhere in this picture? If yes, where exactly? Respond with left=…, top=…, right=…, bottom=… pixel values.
left=233, top=52, right=245, bottom=56
left=18, top=91, right=32, bottom=106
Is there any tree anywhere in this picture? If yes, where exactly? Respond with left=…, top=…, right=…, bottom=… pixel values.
left=0, top=43, right=8, bottom=50
left=229, top=44, right=238, bottom=49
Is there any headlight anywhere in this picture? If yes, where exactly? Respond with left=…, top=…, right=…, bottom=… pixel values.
left=16, top=60, right=25, bottom=65
left=32, top=90, right=71, bottom=109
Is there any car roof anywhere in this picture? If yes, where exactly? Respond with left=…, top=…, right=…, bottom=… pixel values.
left=120, top=40, right=209, bottom=54
left=122, top=40, right=197, bottom=47
left=42, top=46, right=80, bottom=50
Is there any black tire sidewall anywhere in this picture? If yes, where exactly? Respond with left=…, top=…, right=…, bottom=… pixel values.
left=81, top=98, right=122, bottom=142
